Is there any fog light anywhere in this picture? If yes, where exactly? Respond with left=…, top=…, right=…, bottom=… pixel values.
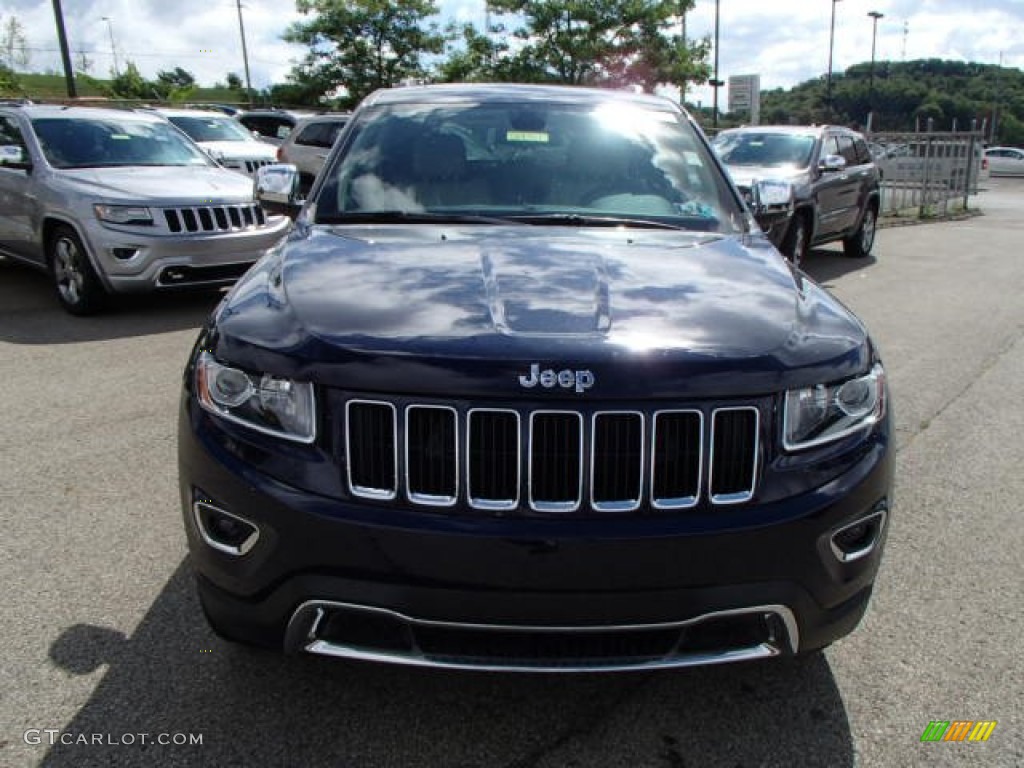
left=193, top=499, right=259, bottom=556
left=111, top=247, right=139, bottom=260
left=830, top=507, right=887, bottom=563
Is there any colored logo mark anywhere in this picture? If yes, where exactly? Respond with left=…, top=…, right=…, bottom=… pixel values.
left=920, top=720, right=997, bottom=743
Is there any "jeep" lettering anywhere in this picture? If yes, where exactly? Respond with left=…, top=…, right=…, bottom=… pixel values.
left=518, top=363, right=595, bottom=393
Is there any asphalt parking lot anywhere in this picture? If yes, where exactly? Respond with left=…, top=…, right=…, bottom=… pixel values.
left=2, top=179, right=1022, bottom=768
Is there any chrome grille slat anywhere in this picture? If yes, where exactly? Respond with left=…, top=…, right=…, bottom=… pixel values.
left=651, top=410, right=703, bottom=509
left=341, top=400, right=759, bottom=512
left=346, top=400, right=397, bottom=500
left=467, top=409, right=520, bottom=510
left=590, top=411, right=643, bottom=512
left=709, top=407, right=759, bottom=504
left=405, top=406, right=458, bottom=506
left=529, top=411, right=584, bottom=512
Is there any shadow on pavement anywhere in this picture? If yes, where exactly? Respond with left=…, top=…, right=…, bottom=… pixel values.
left=42, top=561, right=854, bottom=768
left=800, top=248, right=878, bottom=287
left=0, top=260, right=221, bottom=345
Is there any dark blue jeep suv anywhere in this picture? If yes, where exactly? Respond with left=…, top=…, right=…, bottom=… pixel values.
left=178, top=84, right=893, bottom=671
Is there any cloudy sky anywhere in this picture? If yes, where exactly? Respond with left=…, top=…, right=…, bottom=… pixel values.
left=3, top=0, right=1021, bottom=102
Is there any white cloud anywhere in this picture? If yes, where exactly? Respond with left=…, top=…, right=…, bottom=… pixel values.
left=4, top=0, right=1021, bottom=99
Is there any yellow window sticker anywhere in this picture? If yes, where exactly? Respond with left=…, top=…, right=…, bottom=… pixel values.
left=506, top=130, right=549, bottom=143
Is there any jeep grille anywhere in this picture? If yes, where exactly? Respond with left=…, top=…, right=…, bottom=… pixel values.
left=341, top=400, right=760, bottom=513
left=162, top=203, right=267, bottom=234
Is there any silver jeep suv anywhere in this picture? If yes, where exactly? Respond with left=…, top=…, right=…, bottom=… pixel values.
left=0, top=105, right=290, bottom=314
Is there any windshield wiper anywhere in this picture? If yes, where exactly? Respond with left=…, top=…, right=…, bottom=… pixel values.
left=317, top=211, right=524, bottom=226
left=502, top=213, right=688, bottom=231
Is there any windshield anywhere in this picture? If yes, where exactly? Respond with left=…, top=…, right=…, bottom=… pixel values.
left=712, top=132, right=815, bottom=168
left=167, top=115, right=253, bottom=143
left=31, top=117, right=213, bottom=169
left=314, top=100, right=744, bottom=233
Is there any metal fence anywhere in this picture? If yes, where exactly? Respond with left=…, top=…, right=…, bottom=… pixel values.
left=869, top=131, right=985, bottom=218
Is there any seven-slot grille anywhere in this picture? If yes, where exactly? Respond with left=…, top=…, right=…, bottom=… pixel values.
left=162, top=203, right=267, bottom=234
left=343, top=401, right=759, bottom=513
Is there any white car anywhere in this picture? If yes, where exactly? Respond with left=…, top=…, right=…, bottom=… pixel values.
left=156, top=108, right=276, bottom=177
left=984, top=146, right=1024, bottom=176
left=276, top=113, right=350, bottom=193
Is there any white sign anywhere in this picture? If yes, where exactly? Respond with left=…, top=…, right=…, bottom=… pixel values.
left=728, top=75, right=761, bottom=125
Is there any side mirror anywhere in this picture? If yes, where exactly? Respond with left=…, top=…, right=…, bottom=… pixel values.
left=255, top=163, right=303, bottom=216
left=749, top=178, right=794, bottom=217
left=819, top=154, right=847, bottom=172
left=0, top=144, right=31, bottom=170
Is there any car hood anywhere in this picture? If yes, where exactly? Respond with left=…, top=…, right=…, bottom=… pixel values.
left=212, top=224, right=871, bottom=398
left=198, top=140, right=277, bottom=160
left=58, top=165, right=255, bottom=204
left=724, top=165, right=808, bottom=188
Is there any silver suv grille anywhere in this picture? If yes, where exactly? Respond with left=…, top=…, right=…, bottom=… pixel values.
left=341, top=400, right=759, bottom=513
left=222, top=158, right=275, bottom=174
left=161, top=204, right=267, bottom=234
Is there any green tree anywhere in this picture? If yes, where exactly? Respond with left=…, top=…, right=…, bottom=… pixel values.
left=226, top=72, right=243, bottom=91
left=284, top=0, right=446, bottom=108
left=0, top=16, right=29, bottom=71
left=483, top=0, right=708, bottom=91
left=156, top=67, right=196, bottom=90
left=107, top=61, right=158, bottom=99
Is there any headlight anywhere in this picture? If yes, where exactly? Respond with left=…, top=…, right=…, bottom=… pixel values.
left=93, top=204, right=153, bottom=225
left=196, top=352, right=316, bottom=443
left=783, top=363, right=885, bottom=450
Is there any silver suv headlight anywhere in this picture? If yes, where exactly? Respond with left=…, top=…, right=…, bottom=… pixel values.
left=783, top=363, right=885, bottom=451
left=94, top=204, right=153, bottom=225
left=196, top=352, right=316, bottom=443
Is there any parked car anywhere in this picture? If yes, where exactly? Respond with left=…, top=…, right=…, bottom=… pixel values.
left=712, top=125, right=881, bottom=266
left=236, top=109, right=313, bottom=146
left=179, top=84, right=893, bottom=671
left=276, top=113, right=351, bottom=193
left=0, top=104, right=289, bottom=314
left=873, top=138, right=989, bottom=189
left=154, top=108, right=276, bottom=177
left=984, top=146, right=1024, bottom=176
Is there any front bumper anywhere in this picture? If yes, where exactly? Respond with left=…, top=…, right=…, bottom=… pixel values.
left=80, top=214, right=290, bottom=293
left=178, top=393, right=893, bottom=670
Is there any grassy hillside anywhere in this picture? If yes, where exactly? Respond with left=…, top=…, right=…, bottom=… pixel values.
left=1, top=71, right=248, bottom=107
left=760, top=59, right=1024, bottom=142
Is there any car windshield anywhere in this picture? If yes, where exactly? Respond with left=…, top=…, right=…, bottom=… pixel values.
left=31, top=116, right=213, bottom=169
left=713, top=132, right=815, bottom=168
left=314, top=100, right=744, bottom=233
left=167, top=115, right=253, bottom=143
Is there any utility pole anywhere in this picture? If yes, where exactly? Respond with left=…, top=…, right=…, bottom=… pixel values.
left=677, top=2, right=687, bottom=104
left=867, top=11, right=884, bottom=128
left=102, top=17, right=118, bottom=76
left=826, top=0, right=842, bottom=118
left=51, top=0, right=77, bottom=98
left=235, top=0, right=254, bottom=107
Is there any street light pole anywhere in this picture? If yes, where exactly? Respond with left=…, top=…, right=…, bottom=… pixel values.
left=826, top=0, right=842, bottom=119
left=710, top=0, right=723, bottom=128
left=867, top=11, right=884, bottom=127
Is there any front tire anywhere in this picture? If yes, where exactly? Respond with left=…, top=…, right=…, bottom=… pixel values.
left=48, top=225, right=107, bottom=315
left=843, top=206, right=877, bottom=259
left=782, top=213, right=810, bottom=268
